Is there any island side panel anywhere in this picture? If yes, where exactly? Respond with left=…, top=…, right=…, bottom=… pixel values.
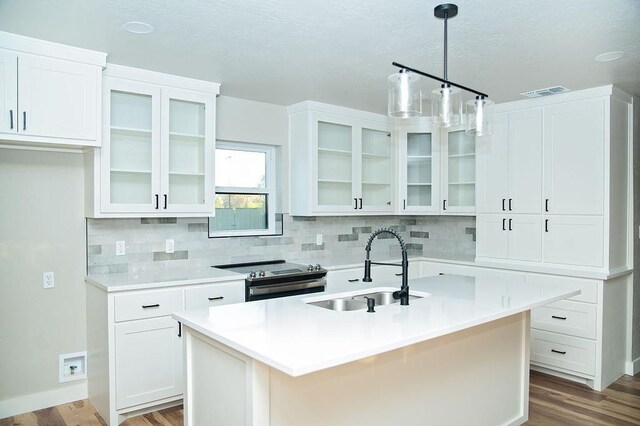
left=183, top=327, right=269, bottom=426
left=269, top=312, right=531, bottom=426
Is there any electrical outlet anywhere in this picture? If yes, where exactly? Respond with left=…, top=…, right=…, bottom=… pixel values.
left=165, top=239, right=175, bottom=254
left=43, top=272, right=54, bottom=288
left=116, top=240, right=126, bottom=256
left=316, top=234, right=323, bottom=246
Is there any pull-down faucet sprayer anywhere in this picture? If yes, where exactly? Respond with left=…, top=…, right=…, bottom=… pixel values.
left=362, top=228, right=410, bottom=305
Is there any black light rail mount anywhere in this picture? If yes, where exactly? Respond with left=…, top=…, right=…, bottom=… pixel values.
left=391, top=62, right=489, bottom=99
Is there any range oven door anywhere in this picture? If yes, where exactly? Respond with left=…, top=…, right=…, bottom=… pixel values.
left=246, top=278, right=326, bottom=301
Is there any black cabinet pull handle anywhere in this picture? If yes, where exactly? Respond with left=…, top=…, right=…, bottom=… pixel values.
left=545, top=199, right=549, bottom=212
left=163, top=194, right=167, bottom=209
left=9, top=110, right=13, bottom=129
left=508, top=198, right=513, bottom=211
left=208, top=296, right=224, bottom=301
left=551, top=349, right=566, bottom=355
left=403, top=199, right=406, bottom=210
left=395, top=273, right=403, bottom=276
left=354, top=198, right=358, bottom=210
left=22, top=111, right=26, bottom=130
left=443, top=200, right=447, bottom=210
left=178, top=321, right=182, bottom=337
left=142, top=304, right=160, bottom=309
left=348, top=278, right=360, bottom=282
left=502, top=218, right=506, bottom=231
left=438, top=273, right=445, bottom=275
left=359, top=197, right=363, bottom=209
left=551, top=315, right=567, bottom=320
left=155, top=194, right=159, bottom=209
left=508, top=218, right=513, bottom=231
left=502, top=198, right=506, bottom=211
left=545, top=219, right=549, bottom=232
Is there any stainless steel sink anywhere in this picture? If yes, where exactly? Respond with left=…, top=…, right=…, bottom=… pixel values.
left=352, top=291, right=422, bottom=306
left=307, top=290, right=424, bottom=311
left=307, top=298, right=367, bottom=311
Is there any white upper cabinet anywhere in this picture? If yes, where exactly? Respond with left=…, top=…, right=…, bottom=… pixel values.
left=0, top=32, right=106, bottom=147
left=289, top=102, right=395, bottom=215
left=398, top=126, right=440, bottom=213
left=543, top=98, right=605, bottom=216
left=86, top=65, right=219, bottom=218
left=441, top=128, right=476, bottom=214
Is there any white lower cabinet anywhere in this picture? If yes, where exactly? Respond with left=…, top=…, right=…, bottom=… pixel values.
left=114, top=318, right=182, bottom=409
left=543, top=215, right=604, bottom=267
left=86, top=278, right=244, bottom=426
left=531, top=329, right=596, bottom=376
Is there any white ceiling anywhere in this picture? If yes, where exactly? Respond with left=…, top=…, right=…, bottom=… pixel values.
left=1, top=0, right=639, bottom=114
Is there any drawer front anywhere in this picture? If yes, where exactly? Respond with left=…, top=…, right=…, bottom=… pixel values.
left=531, top=329, right=596, bottom=376
left=185, top=281, right=245, bottom=310
left=532, top=300, right=597, bottom=339
left=115, top=289, right=184, bottom=322
left=527, top=274, right=599, bottom=303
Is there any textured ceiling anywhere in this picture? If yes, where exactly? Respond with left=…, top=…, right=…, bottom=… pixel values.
left=1, top=0, right=639, bottom=113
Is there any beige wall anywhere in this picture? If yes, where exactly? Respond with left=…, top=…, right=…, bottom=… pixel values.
left=0, top=149, right=87, bottom=405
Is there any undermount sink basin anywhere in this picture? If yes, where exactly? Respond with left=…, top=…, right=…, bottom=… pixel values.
left=306, top=290, right=425, bottom=311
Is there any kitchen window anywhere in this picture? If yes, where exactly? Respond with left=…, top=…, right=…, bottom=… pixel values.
left=209, top=142, right=277, bottom=237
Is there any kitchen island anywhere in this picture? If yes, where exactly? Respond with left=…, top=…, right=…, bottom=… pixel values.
left=173, top=274, right=579, bottom=426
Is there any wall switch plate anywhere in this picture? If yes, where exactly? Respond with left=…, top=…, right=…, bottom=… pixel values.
left=43, top=272, right=54, bottom=288
left=165, top=239, right=175, bottom=254
left=115, top=241, right=126, bottom=256
left=316, top=234, right=323, bottom=245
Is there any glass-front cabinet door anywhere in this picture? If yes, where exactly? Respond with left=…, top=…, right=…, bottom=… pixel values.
left=399, top=126, right=439, bottom=214
left=315, top=118, right=356, bottom=212
left=161, top=89, right=214, bottom=213
left=101, top=78, right=161, bottom=213
left=442, top=129, right=475, bottom=213
left=360, top=125, right=394, bottom=212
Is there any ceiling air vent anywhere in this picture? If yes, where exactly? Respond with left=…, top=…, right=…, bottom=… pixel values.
left=520, top=86, right=570, bottom=98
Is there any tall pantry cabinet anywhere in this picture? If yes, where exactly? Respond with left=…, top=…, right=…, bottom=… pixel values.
left=476, top=86, right=632, bottom=277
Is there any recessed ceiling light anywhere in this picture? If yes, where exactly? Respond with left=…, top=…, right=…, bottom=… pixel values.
left=595, top=51, right=624, bottom=62
left=123, top=21, right=154, bottom=34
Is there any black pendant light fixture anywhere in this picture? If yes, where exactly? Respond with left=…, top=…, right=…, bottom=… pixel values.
left=388, top=3, right=494, bottom=136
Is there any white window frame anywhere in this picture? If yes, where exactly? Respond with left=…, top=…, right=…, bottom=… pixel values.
left=209, top=141, right=276, bottom=237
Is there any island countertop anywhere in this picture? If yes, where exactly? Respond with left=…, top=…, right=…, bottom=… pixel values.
left=172, top=274, right=579, bottom=377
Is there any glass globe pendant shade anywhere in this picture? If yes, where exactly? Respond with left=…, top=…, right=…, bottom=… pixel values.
left=431, top=84, right=462, bottom=128
left=466, top=96, right=494, bottom=136
left=388, top=71, right=422, bottom=118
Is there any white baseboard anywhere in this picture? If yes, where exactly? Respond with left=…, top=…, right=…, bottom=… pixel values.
left=628, top=356, right=640, bottom=376
left=0, top=381, right=87, bottom=418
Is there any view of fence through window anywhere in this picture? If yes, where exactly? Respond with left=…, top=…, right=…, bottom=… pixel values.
left=210, top=146, right=272, bottom=235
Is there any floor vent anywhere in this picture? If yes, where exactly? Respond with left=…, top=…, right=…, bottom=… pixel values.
left=520, top=86, right=570, bottom=98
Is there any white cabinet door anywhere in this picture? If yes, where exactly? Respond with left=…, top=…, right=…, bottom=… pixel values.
left=115, top=317, right=182, bottom=410
left=508, top=215, right=543, bottom=262
left=441, top=128, right=475, bottom=214
left=161, top=88, right=215, bottom=214
left=360, top=122, right=395, bottom=213
left=476, top=112, right=508, bottom=214
left=543, top=98, right=605, bottom=215
left=543, top=216, right=604, bottom=267
left=101, top=78, right=162, bottom=213
left=0, top=50, right=17, bottom=135
left=18, top=53, right=99, bottom=141
left=476, top=214, right=509, bottom=259
left=398, top=126, right=440, bottom=214
left=509, top=108, right=542, bottom=214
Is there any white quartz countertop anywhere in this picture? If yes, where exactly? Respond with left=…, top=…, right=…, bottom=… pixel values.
left=172, top=274, right=580, bottom=377
left=85, top=266, right=244, bottom=292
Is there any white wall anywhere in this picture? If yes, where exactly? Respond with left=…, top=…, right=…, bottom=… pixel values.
left=633, top=95, right=640, bottom=370
left=0, top=148, right=87, bottom=416
left=216, top=95, right=289, bottom=213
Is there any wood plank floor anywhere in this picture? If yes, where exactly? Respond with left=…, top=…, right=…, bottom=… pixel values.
left=1, top=371, right=638, bottom=425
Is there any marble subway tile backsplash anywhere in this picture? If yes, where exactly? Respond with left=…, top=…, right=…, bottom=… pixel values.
left=86, top=215, right=476, bottom=275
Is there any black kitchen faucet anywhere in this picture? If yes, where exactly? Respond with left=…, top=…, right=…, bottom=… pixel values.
left=362, top=227, right=410, bottom=305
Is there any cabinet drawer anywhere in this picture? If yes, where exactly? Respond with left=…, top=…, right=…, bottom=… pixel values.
left=531, top=329, right=596, bottom=376
left=185, top=281, right=245, bottom=310
left=532, top=300, right=597, bottom=339
left=114, top=289, right=184, bottom=322
left=527, top=274, right=598, bottom=303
